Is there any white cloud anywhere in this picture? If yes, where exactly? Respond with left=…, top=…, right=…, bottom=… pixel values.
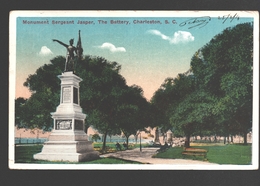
left=147, top=30, right=195, bottom=44
left=38, top=46, right=53, bottom=56
left=98, top=42, right=126, bottom=53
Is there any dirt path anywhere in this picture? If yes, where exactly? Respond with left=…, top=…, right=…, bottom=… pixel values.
left=100, top=147, right=218, bottom=165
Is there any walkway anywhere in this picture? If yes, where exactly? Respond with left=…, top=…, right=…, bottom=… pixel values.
left=100, top=147, right=218, bottom=165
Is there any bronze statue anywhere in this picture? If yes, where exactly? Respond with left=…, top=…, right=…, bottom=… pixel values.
left=53, top=30, right=83, bottom=72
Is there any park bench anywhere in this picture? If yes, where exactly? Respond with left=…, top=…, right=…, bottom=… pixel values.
left=182, top=147, right=208, bottom=159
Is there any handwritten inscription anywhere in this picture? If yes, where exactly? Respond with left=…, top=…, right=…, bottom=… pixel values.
left=218, top=13, right=239, bottom=23
left=179, top=16, right=211, bottom=29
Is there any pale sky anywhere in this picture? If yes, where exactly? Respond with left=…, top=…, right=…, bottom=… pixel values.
left=13, top=11, right=254, bottom=101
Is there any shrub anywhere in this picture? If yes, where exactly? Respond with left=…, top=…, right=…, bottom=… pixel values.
left=92, top=133, right=101, bottom=142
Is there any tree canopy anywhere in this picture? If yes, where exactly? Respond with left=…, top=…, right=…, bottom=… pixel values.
left=16, top=55, right=151, bottom=151
left=151, top=22, right=253, bottom=145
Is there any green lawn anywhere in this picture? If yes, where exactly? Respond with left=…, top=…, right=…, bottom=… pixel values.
left=15, top=143, right=252, bottom=165
left=153, top=144, right=252, bottom=165
left=15, top=145, right=43, bottom=163
left=14, top=144, right=142, bottom=164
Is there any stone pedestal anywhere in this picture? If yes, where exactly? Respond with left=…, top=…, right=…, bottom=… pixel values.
left=34, top=72, right=99, bottom=162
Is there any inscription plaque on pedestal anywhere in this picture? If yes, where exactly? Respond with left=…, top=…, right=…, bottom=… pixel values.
left=55, top=120, right=72, bottom=130
left=73, top=87, right=78, bottom=104
left=75, top=120, right=83, bottom=130
left=63, top=87, right=71, bottom=103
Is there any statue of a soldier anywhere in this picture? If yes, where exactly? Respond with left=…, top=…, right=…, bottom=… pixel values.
left=53, top=30, right=83, bottom=72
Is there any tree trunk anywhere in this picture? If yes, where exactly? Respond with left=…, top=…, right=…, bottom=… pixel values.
left=126, top=135, right=129, bottom=149
left=102, top=129, right=108, bottom=153
left=185, top=134, right=190, bottom=148
left=135, top=132, right=140, bottom=144
left=243, top=131, right=248, bottom=145
left=224, top=136, right=226, bottom=144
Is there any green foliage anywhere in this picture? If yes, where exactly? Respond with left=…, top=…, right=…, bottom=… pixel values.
left=195, top=22, right=253, bottom=141
left=91, top=133, right=101, bottom=142
left=17, top=54, right=152, bottom=152
left=15, top=145, right=43, bottom=163
left=116, top=85, right=151, bottom=145
left=23, top=88, right=59, bottom=130
left=17, top=55, right=124, bottom=131
left=15, top=97, right=27, bottom=128
left=170, top=90, right=218, bottom=136
left=151, top=73, right=195, bottom=133
left=151, top=22, right=253, bottom=145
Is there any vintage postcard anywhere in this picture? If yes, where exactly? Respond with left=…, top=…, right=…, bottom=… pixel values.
left=9, top=11, right=259, bottom=170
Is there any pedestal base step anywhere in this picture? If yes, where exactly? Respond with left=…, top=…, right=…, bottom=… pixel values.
left=34, top=151, right=99, bottom=162
left=33, top=140, right=100, bottom=162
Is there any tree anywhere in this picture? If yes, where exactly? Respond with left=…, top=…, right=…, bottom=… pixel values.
left=151, top=72, right=196, bottom=140
left=115, top=85, right=150, bottom=149
left=15, top=97, right=27, bottom=128
left=170, top=90, right=218, bottom=147
left=151, top=22, right=253, bottom=146
left=18, top=87, right=59, bottom=131
left=91, top=133, right=101, bottom=142
left=190, top=22, right=253, bottom=144
left=19, top=56, right=65, bottom=130
left=18, top=55, right=153, bottom=152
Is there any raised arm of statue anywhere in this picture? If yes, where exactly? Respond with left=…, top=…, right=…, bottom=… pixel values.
left=52, top=39, right=68, bottom=48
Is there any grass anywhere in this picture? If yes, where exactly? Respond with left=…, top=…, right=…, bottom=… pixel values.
left=15, top=144, right=142, bottom=164
left=153, top=144, right=252, bottom=165
left=204, top=144, right=252, bottom=165
left=15, top=143, right=252, bottom=165
left=153, top=147, right=184, bottom=159
left=15, top=145, right=44, bottom=163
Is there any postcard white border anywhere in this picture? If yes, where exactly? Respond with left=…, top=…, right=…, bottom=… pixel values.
left=9, top=11, right=259, bottom=170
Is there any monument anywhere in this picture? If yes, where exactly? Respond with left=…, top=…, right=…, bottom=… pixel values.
left=34, top=31, right=99, bottom=162
left=166, top=129, right=173, bottom=143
